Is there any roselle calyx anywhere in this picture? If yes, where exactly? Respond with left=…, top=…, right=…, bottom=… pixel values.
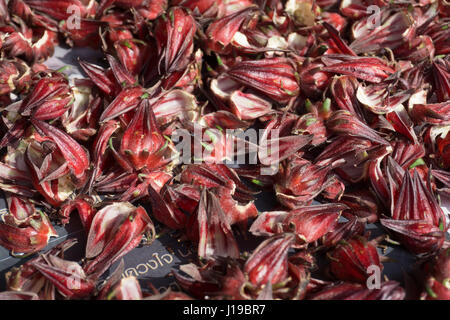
left=327, top=236, right=383, bottom=284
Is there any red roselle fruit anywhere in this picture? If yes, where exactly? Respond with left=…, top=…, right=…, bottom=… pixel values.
left=327, top=236, right=383, bottom=284
left=244, top=233, right=295, bottom=286
left=0, top=0, right=449, bottom=301
left=420, top=249, right=450, bottom=300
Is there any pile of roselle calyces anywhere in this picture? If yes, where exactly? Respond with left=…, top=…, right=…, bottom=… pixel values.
left=0, top=0, right=448, bottom=301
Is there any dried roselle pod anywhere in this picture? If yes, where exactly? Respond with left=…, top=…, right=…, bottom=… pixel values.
left=420, top=249, right=450, bottom=300
left=327, top=110, right=389, bottom=146
left=275, top=259, right=311, bottom=300
left=119, top=99, right=167, bottom=170
left=24, top=0, right=95, bottom=21
left=249, top=211, right=287, bottom=237
left=5, top=239, right=77, bottom=299
left=173, top=258, right=247, bottom=299
left=307, top=280, right=405, bottom=300
left=244, top=233, right=295, bottom=286
left=214, top=184, right=258, bottom=226
left=62, top=90, right=102, bottom=141
left=315, top=137, right=373, bottom=183
left=380, top=219, right=445, bottom=256
left=321, top=22, right=355, bottom=56
left=435, top=126, right=450, bottom=169
left=135, top=0, right=167, bottom=20
left=391, top=170, right=446, bottom=227
left=384, top=156, right=406, bottom=203
left=173, top=0, right=221, bottom=18
left=226, top=57, right=300, bottom=103
left=9, top=0, right=57, bottom=30
left=31, top=255, right=95, bottom=299
left=207, top=259, right=248, bottom=300
left=390, top=139, right=425, bottom=169
left=322, top=55, right=395, bottom=83
left=0, top=24, right=32, bottom=61
left=20, top=75, right=73, bottom=121
left=321, top=175, right=345, bottom=201
left=229, top=90, right=272, bottom=121
left=2, top=21, right=57, bottom=62
left=105, top=54, right=136, bottom=90
left=154, top=7, right=197, bottom=74
left=94, top=172, right=139, bottom=194
left=31, top=120, right=90, bottom=182
left=0, top=157, right=30, bottom=185
left=99, top=87, right=146, bottom=122
left=30, top=29, right=58, bottom=62
left=339, top=0, right=387, bottom=20
left=321, top=217, right=365, bottom=248
left=172, top=262, right=222, bottom=299
left=0, top=0, right=9, bottom=23
left=147, top=183, right=195, bottom=229
left=425, top=19, right=450, bottom=56
left=298, top=58, right=331, bottom=98
left=340, top=189, right=380, bottom=223
left=199, top=111, right=248, bottom=131
left=78, top=60, right=121, bottom=96
left=25, top=141, right=76, bottom=206
left=386, top=104, right=418, bottom=143
left=275, top=158, right=335, bottom=209
left=160, top=49, right=203, bottom=91
left=0, top=210, right=57, bottom=255
left=162, top=183, right=200, bottom=215
left=206, top=6, right=259, bottom=53
left=282, top=203, right=348, bottom=245
left=327, top=236, right=383, bottom=284
left=101, top=277, right=143, bottom=300
left=438, top=1, right=450, bottom=17
left=356, top=84, right=413, bottom=115
left=152, top=89, right=199, bottom=127
left=0, top=292, right=39, bottom=300
left=118, top=175, right=154, bottom=202
left=210, top=74, right=242, bottom=102
left=432, top=169, right=450, bottom=196
left=114, top=39, right=150, bottom=77
left=350, top=11, right=413, bottom=54
left=258, top=117, right=313, bottom=166
left=431, top=58, right=450, bottom=103
left=286, top=32, right=313, bottom=56
left=141, top=170, right=172, bottom=193
left=186, top=189, right=239, bottom=259
left=89, top=120, right=120, bottom=189
left=381, top=170, right=447, bottom=255
left=218, top=0, right=253, bottom=17
left=292, top=112, right=327, bottom=146
left=4, top=193, right=35, bottom=225
left=400, top=64, right=426, bottom=91
left=59, top=197, right=96, bottom=231
left=180, top=163, right=256, bottom=202
left=84, top=202, right=155, bottom=278
left=189, top=126, right=247, bottom=164
left=368, top=148, right=402, bottom=207
left=394, top=35, right=435, bottom=63
left=410, top=102, right=450, bottom=126
left=329, top=75, right=365, bottom=121
left=0, top=60, right=20, bottom=95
